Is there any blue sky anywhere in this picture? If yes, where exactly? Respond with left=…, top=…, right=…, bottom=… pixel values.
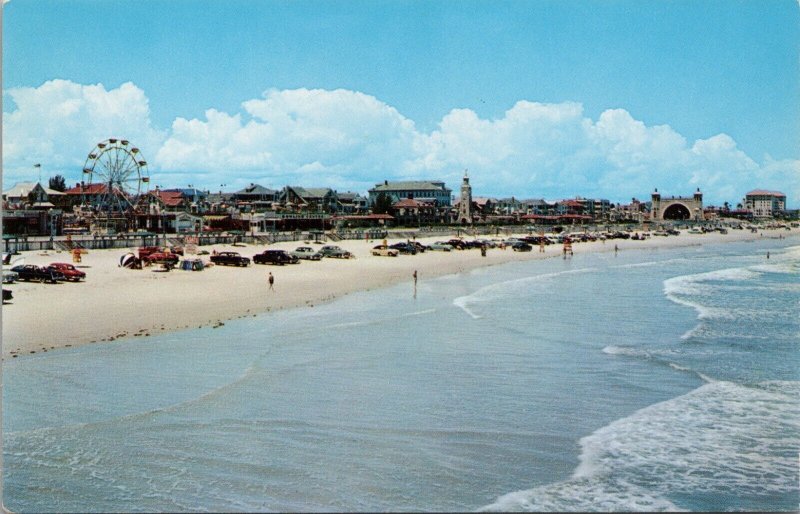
left=3, top=0, right=799, bottom=205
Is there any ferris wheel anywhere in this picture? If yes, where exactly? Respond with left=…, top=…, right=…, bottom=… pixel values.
left=82, top=138, right=150, bottom=214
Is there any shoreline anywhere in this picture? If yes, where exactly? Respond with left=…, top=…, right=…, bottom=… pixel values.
left=3, top=228, right=797, bottom=359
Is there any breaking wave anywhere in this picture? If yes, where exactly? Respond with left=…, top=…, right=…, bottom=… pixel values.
left=481, top=380, right=799, bottom=512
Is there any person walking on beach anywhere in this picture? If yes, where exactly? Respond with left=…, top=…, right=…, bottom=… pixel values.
left=268, top=272, right=275, bottom=291
left=614, top=244, right=618, bottom=256
left=413, top=270, right=418, bottom=298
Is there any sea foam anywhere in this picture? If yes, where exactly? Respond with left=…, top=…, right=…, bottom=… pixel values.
left=481, top=380, right=799, bottom=512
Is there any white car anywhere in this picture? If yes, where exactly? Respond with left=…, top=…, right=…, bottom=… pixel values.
left=371, top=245, right=399, bottom=257
left=2, top=269, right=19, bottom=284
left=290, top=246, right=323, bottom=261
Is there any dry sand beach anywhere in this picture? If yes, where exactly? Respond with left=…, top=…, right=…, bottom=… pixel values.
left=2, top=228, right=796, bottom=358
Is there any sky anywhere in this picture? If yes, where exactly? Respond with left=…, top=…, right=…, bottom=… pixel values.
left=2, top=0, right=799, bottom=206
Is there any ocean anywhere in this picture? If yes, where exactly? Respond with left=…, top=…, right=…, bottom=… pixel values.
left=3, top=237, right=798, bottom=512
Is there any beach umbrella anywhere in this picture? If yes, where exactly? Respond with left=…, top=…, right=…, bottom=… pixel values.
left=120, top=253, right=138, bottom=268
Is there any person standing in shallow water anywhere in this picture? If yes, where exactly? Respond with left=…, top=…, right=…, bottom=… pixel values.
left=268, top=272, right=274, bottom=291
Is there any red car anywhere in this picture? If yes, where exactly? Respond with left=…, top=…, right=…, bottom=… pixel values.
left=143, top=252, right=180, bottom=266
left=48, top=262, right=86, bottom=282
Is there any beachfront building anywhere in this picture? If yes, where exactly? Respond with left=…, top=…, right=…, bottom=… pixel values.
left=368, top=180, right=452, bottom=207
left=279, top=186, right=339, bottom=213
left=162, top=188, right=208, bottom=214
left=3, top=181, right=66, bottom=210
left=743, top=190, right=786, bottom=218
left=523, top=199, right=558, bottom=216
left=610, top=198, right=649, bottom=222
left=336, top=192, right=369, bottom=214
left=651, top=188, right=704, bottom=221
left=554, top=197, right=611, bottom=221
left=391, top=197, right=440, bottom=226
left=232, top=184, right=279, bottom=212
left=2, top=182, right=66, bottom=236
left=205, top=192, right=236, bottom=214
left=63, top=182, right=107, bottom=210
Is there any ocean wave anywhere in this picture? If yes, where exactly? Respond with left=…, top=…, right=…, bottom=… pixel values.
left=453, top=268, right=597, bottom=319
left=479, top=477, right=683, bottom=512
left=481, top=380, right=799, bottom=512
left=663, top=266, right=766, bottom=326
left=329, top=308, right=437, bottom=328
left=749, top=262, right=799, bottom=275
left=602, top=346, right=713, bottom=382
left=664, top=267, right=761, bottom=297
left=610, top=257, right=690, bottom=270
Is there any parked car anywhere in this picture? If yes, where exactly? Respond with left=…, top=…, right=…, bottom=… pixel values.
left=319, top=245, right=353, bottom=259
left=48, top=263, right=86, bottom=282
left=137, top=246, right=163, bottom=260
left=10, top=264, right=63, bottom=283
left=389, top=242, right=417, bottom=255
left=522, top=236, right=552, bottom=245
left=445, top=239, right=467, bottom=250
left=372, top=245, right=399, bottom=257
left=210, top=251, right=251, bottom=267
left=428, top=242, right=452, bottom=252
left=2, top=269, right=18, bottom=284
left=511, top=242, right=533, bottom=252
left=253, top=249, right=298, bottom=265
left=290, top=246, right=323, bottom=261
left=410, top=242, right=429, bottom=253
left=143, top=251, right=180, bottom=266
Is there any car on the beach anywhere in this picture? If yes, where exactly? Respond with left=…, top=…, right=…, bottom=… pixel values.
left=445, top=239, right=467, bottom=250
left=319, top=245, right=353, bottom=259
left=2, top=269, right=18, bottom=284
left=520, top=236, right=543, bottom=245
left=428, top=242, right=452, bottom=252
left=48, top=262, right=86, bottom=282
left=389, top=242, right=417, bottom=255
left=253, top=249, right=298, bottom=265
left=210, top=251, right=251, bottom=267
left=290, top=247, right=323, bottom=261
left=371, top=245, right=399, bottom=257
left=10, top=264, right=63, bottom=283
left=143, top=251, right=181, bottom=267
left=511, top=242, right=533, bottom=252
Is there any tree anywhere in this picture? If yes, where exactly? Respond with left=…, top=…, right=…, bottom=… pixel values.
left=372, top=192, right=393, bottom=214
left=49, top=174, right=66, bottom=192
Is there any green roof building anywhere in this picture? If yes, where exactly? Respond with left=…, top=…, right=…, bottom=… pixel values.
left=368, top=180, right=452, bottom=207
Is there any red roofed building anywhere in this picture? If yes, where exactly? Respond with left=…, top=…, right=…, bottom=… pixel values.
left=744, top=190, right=786, bottom=218
left=63, top=182, right=110, bottom=209
left=157, top=190, right=187, bottom=210
left=391, top=197, right=440, bottom=225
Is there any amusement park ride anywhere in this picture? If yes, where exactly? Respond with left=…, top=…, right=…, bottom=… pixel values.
left=78, top=138, right=150, bottom=233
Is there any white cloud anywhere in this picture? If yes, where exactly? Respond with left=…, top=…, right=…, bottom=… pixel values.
left=156, top=88, right=419, bottom=189
left=2, top=80, right=796, bottom=205
left=2, top=79, right=164, bottom=186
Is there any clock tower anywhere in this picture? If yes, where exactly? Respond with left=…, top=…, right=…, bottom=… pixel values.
left=459, top=170, right=473, bottom=224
